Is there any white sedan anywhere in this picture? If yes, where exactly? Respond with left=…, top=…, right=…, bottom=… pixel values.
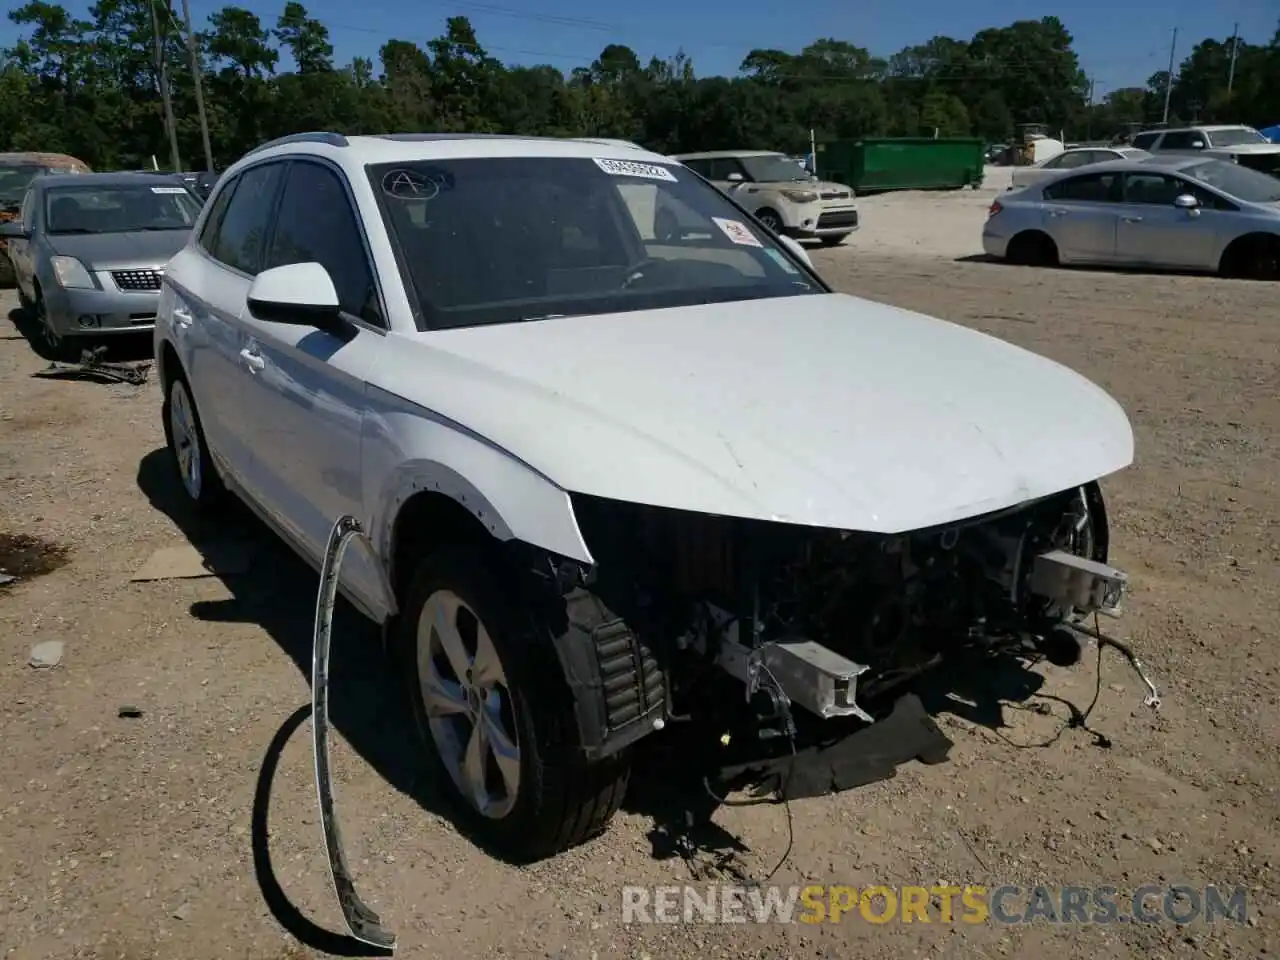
left=1010, top=145, right=1150, bottom=190
left=155, top=131, right=1135, bottom=864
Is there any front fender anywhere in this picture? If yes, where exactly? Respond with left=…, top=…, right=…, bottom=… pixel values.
left=364, top=394, right=594, bottom=568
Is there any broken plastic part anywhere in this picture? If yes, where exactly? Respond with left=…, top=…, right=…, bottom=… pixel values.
left=313, top=515, right=396, bottom=951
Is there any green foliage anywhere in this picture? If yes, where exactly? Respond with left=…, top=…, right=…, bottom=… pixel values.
left=2, top=3, right=1277, bottom=170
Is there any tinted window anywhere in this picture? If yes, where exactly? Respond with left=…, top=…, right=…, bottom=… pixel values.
left=212, top=163, right=284, bottom=274
left=682, top=158, right=711, bottom=178
left=1044, top=172, right=1119, bottom=202
left=0, top=164, right=44, bottom=208
left=20, top=188, right=35, bottom=226
left=370, top=156, right=818, bottom=330
left=198, top=177, right=236, bottom=251
left=1132, top=133, right=1160, bottom=150
left=1123, top=173, right=1181, bottom=204
left=1159, top=131, right=1203, bottom=150
left=265, top=161, right=382, bottom=326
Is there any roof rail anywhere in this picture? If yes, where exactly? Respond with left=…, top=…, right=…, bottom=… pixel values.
left=244, top=131, right=349, bottom=158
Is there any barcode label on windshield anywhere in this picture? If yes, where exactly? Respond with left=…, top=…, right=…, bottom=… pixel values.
left=151, top=186, right=187, bottom=194
left=593, top=158, right=677, bottom=182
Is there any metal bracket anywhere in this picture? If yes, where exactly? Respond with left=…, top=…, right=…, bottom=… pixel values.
left=313, top=515, right=396, bottom=951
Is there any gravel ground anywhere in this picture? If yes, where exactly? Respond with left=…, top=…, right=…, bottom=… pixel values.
left=1, top=197, right=1278, bottom=959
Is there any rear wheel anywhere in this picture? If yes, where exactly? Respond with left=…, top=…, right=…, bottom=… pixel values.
left=161, top=371, right=226, bottom=509
left=1006, top=230, right=1059, bottom=267
left=397, top=545, right=630, bottom=862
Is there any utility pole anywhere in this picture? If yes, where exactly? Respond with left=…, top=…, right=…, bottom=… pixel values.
left=150, top=0, right=182, bottom=172
left=1086, top=77, right=1096, bottom=141
left=180, top=0, right=214, bottom=170
left=1227, top=22, right=1240, bottom=94
left=1161, top=27, right=1177, bottom=125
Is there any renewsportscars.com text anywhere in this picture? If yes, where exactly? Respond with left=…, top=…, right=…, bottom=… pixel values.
left=621, top=884, right=1249, bottom=926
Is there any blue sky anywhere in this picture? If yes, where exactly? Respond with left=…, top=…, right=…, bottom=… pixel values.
left=3, top=0, right=1274, bottom=97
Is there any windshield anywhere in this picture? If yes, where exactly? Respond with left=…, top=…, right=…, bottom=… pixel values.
left=0, top=164, right=44, bottom=207
left=369, top=156, right=820, bottom=329
left=1181, top=159, right=1280, bottom=203
left=44, top=182, right=202, bottom=234
left=1207, top=127, right=1267, bottom=147
left=739, top=154, right=813, bottom=183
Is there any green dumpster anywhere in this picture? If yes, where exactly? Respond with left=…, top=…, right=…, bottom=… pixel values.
left=813, top=137, right=986, bottom=194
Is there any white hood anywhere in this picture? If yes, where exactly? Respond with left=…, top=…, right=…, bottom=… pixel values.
left=390, top=293, right=1134, bottom=534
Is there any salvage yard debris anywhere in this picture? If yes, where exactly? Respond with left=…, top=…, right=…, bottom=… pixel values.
left=33, top=346, right=152, bottom=386
left=28, top=640, right=64, bottom=668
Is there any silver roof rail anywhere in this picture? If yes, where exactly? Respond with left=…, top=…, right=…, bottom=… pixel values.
left=243, top=131, right=349, bottom=158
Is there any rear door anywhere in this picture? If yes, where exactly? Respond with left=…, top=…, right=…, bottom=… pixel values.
left=1040, top=171, right=1123, bottom=263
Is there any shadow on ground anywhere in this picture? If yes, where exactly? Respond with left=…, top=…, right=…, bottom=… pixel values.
left=137, top=446, right=1118, bottom=942
left=6, top=305, right=154, bottom=365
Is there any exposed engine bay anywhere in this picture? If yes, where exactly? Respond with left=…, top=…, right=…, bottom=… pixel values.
left=571, top=481, right=1137, bottom=734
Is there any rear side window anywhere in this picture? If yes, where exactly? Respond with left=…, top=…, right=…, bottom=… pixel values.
left=1132, top=133, right=1160, bottom=150
left=1044, top=172, right=1119, bottom=203
left=264, top=160, right=383, bottom=326
left=211, top=163, right=285, bottom=274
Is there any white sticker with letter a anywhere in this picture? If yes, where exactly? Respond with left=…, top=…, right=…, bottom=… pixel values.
left=712, top=217, right=762, bottom=247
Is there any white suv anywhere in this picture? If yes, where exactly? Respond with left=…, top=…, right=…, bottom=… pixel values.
left=154, top=131, right=1135, bottom=864
left=671, top=150, right=860, bottom=245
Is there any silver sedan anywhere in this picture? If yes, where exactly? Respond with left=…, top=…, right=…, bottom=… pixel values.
left=1009, top=145, right=1150, bottom=190
left=983, top=154, right=1280, bottom=280
left=1, top=172, right=201, bottom=358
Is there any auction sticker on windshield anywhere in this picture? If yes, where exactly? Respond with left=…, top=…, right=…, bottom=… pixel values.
left=713, top=217, right=762, bottom=247
left=594, top=158, right=677, bottom=182
left=150, top=186, right=187, bottom=194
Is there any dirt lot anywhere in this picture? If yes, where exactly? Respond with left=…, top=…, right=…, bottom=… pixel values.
left=1, top=222, right=1278, bottom=959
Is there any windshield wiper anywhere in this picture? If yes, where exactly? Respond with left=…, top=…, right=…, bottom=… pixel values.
left=135, top=225, right=187, bottom=231
left=49, top=228, right=97, bottom=234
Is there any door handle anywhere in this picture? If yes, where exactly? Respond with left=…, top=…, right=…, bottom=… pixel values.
left=172, top=306, right=193, bottom=328
left=239, top=347, right=265, bottom=372
left=1122, top=216, right=1143, bottom=223
left=1048, top=209, right=1068, bottom=217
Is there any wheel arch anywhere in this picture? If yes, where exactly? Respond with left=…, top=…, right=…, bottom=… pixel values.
left=372, top=444, right=594, bottom=604
left=1219, top=231, right=1280, bottom=277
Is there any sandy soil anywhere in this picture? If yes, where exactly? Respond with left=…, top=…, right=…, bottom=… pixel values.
left=1, top=207, right=1278, bottom=960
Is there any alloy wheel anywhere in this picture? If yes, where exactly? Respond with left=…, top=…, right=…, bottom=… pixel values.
left=416, top=589, right=521, bottom=819
left=168, top=379, right=203, bottom=501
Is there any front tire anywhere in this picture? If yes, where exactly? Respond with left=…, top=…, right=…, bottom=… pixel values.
left=32, top=286, right=74, bottom=362
left=397, top=545, right=630, bottom=862
left=161, top=371, right=226, bottom=509
left=755, top=208, right=783, bottom=233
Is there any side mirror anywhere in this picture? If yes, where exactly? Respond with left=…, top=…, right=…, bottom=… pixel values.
left=246, top=261, right=342, bottom=328
left=726, top=172, right=744, bottom=183
left=1189, top=141, right=1205, bottom=149
left=0, top=221, right=28, bottom=239
left=1173, top=193, right=1200, bottom=210
left=777, top=234, right=814, bottom=269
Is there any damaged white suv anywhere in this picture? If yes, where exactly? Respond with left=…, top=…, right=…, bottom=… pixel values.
left=155, top=132, right=1136, bottom=865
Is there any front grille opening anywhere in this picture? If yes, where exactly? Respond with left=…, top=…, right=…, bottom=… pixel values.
left=112, top=269, right=162, bottom=292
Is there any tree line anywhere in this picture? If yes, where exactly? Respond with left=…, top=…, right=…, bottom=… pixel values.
left=2, top=1, right=1277, bottom=172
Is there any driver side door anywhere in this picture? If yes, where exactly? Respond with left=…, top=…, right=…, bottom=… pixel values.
left=234, top=157, right=390, bottom=613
